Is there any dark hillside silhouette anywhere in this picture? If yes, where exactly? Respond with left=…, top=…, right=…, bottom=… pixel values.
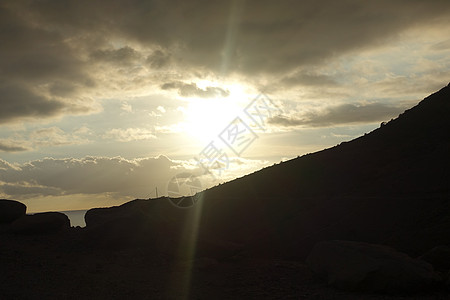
left=84, top=83, right=450, bottom=261
left=194, top=83, right=450, bottom=258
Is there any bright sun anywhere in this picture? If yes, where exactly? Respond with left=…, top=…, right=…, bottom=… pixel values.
left=182, top=82, right=252, bottom=143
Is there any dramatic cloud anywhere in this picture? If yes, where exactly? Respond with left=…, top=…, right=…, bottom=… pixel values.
left=0, top=4, right=87, bottom=83
left=0, top=156, right=185, bottom=199
left=269, top=102, right=410, bottom=127
left=0, top=0, right=449, bottom=211
left=0, top=141, right=29, bottom=152
left=0, top=84, right=65, bottom=124
left=90, top=46, right=142, bottom=66
left=1, top=0, right=449, bottom=124
left=0, top=3, right=98, bottom=123
left=0, top=127, right=91, bottom=152
left=161, top=81, right=230, bottom=98
left=146, top=50, right=171, bottom=69
left=281, top=72, right=338, bottom=87
left=103, top=128, right=156, bottom=142
left=31, top=126, right=89, bottom=147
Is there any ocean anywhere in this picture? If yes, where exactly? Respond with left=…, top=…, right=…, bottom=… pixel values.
left=60, top=209, right=88, bottom=227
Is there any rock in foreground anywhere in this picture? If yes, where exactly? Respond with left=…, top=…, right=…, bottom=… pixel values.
left=11, top=212, right=70, bottom=235
left=84, top=199, right=243, bottom=260
left=0, top=199, right=26, bottom=224
left=306, top=240, right=440, bottom=293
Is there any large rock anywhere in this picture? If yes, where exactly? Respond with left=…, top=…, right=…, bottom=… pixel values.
left=85, top=200, right=150, bottom=228
left=11, top=212, right=70, bottom=235
left=84, top=199, right=187, bottom=252
left=0, top=199, right=26, bottom=224
left=419, top=245, right=450, bottom=272
left=306, top=240, right=440, bottom=293
left=84, top=199, right=244, bottom=259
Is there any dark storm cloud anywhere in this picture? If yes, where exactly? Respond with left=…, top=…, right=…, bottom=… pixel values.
left=0, top=3, right=90, bottom=83
left=281, top=72, right=338, bottom=87
left=161, top=81, right=230, bottom=98
left=269, top=102, right=409, bottom=127
left=1, top=0, right=450, bottom=123
left=90, top=46, right=141, bottom=66
left=26, top=0, right=450, bottom=75
left=146, top=50, right=171, bottom=69
left=0, top=84, right=65, bottom=124
left=0, top=2, right=96, bottom=123
left=48, top=81, right=78, bottom=97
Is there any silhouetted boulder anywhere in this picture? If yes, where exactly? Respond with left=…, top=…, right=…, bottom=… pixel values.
left=11, top=212, right=70, bottom=235
left=0, top=199, right=26, bottom=224
left=306, top=240, right=440, bottom=293
left=420, top=246, right=450, bottom=272
left=84, top=199, right=192, bottom=255
left=84, top=199, right=244, bottom=259
left=85, top=200, right=150, bottom=228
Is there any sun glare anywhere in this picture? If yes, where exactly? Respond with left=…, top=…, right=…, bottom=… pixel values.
left=183, top=82, right=251, bottom=143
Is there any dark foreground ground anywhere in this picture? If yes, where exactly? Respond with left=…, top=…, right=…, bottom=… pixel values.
left=1, top=228, right=448, bottom=300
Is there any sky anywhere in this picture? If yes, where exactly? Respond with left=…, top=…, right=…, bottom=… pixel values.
left=0, top=0, right=449, bottom=212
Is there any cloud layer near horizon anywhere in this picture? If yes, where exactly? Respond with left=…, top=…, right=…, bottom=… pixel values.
left=0, top=155, right=269, bottom=200
left=0, top=155, right=188, bottom=199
